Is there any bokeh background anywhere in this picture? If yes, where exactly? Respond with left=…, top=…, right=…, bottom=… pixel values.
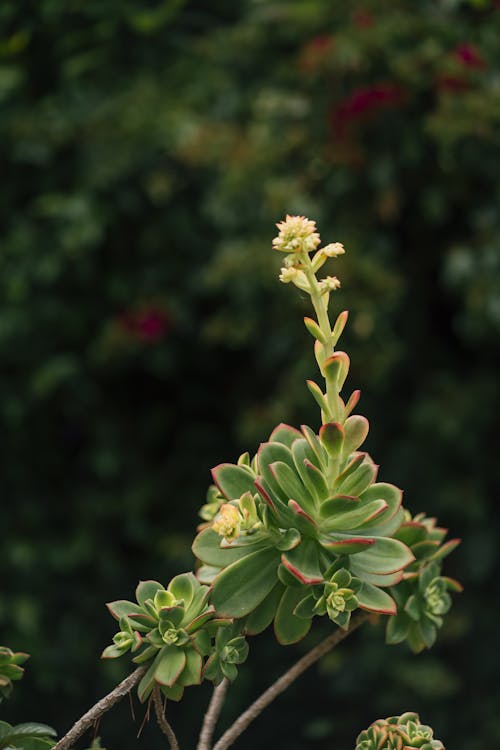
left=1, top=0, right=500, bottom=747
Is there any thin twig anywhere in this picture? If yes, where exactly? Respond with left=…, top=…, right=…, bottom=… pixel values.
left=53, top=666, right=147, bottom=750
left=212, top=611, right=370, bottom=750
left=152, top=685, right=180, bottom=750
left=197, top=678, right=229, bottom=750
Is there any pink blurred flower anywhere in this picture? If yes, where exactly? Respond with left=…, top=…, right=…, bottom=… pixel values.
left=118, top=307, right=170, bottom=343
left=454, top=43, right=486, bottom=69
left=331, top=83, right=405, bottom=137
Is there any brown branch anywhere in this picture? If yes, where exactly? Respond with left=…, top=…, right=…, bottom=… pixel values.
left=197, top=678, right=229, bottom=750
left=53, top=666, right=147, bottom=750
left=212, top=611, right=370, bottom=750
left=152, top=685, right=180, bottom=750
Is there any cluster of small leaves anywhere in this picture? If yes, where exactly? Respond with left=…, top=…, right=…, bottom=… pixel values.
left=0, top=649, right=28, bottom=704
left=102, top=574, right=249, bottom=702
left=0, top=722, right=57, bottom=750
left=0, top=648, right=57, bottom=750
left=387, top=513, right=462, bottom=652
left=355, top=712, right=444, bottom=750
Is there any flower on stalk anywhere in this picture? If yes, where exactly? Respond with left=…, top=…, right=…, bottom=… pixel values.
left=103, top=574, right=220, bottom=702
left=203, top=623, right=249, bottom=684
left=355, top=712, right=444, bottom=750
left=213, top=504, right=242, bottom=543
left=321, top=242, right=345, bottom=258
left=272, top=214, right=320, bottom=254
left=0, top=646, right=29, bottom=702
left=318, top=275, right=341, bottom=294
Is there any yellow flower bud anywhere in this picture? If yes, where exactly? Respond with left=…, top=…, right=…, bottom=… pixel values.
left=279, top=267, right=298, bottom=284
left=272, top=215, right=321, bottom=254
left=318, top=276, right=341, bottom=294
left=321, top=242, right=345, bottom=258
left=213, top=504, right=241, bottom=542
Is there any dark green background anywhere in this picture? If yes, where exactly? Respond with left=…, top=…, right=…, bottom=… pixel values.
left=1, top=1, right=499, bottom=747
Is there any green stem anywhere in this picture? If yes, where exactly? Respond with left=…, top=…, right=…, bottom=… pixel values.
left=302, top=254, right=342, bottom=491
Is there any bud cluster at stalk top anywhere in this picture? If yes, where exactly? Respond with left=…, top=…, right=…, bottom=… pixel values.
left=272, top=214, right=320, bottom=253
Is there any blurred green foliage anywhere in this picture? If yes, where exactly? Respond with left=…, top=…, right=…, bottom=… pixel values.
left=1, top=0, right=499, bottom=747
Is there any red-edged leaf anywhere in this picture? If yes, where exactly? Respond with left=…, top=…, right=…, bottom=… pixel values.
left=269, top=423, right=302, bottom=447
left=429, top=538, right=461, bottom=561
left=274, top=586, right=313, bottom=644
left=288, top=499, right=317, bottom=529
left=211, top=463, right=256, bottom=500
left=154, top=646, right=186, bottom=688
left=211, top=548, right=280, bottom=618
left=344, top=389, right=361, bottom=418
left=319, top=536, right=375, bottom=555
left=357, top=583, right=397, bottom=615
left=106, top=600, right=144, bottom=620
left=342, top=415, right=369, bottom=456
left=280, top=539, right=323, bottom=584
left=319, top=422, right=344, bottom=456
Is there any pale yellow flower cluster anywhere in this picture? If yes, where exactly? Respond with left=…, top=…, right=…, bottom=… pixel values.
left=272, top=214, right=321, bottom=254
left=318, top=276, right=341, bottom=294
left=212, top=504, right=241, bottom=542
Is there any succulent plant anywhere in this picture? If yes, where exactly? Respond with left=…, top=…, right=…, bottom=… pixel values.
left=0, top=722, right=57, bottom=750
left=355, top=712, right=444, bottom=750
left=103, top=574, right=223, bottom=702
left=386, top=512, right=462, bottom=652
left=191, top=217, right=463, bottom=649
left=203, top=623, right=249, bottom=683
left=0, top=647, right=29, bottom=703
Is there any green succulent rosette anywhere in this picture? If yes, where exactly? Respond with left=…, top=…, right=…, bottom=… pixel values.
left=0, top=647, right=29, bottom=703
left=355, top=712, right=444, bottom=750
left=102, top=574, right=225, bottom=702
left=203, top=623, right=249, bottom=684
left=193, top=418, right=415, bottom=644
left=386, top=512, right=462, bottom=652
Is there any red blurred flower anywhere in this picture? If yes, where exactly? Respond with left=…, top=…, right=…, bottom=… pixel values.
left=119, top=307, right=170, bottom=343
left=352, top=9, right=374, bottom=29
left=298, top=34, right=334, bottom=73
left=436, top=74, right=469, bottom=93
left=454, top=43, right=486, bottom=69
left=331, top=83, right=405, bottom=138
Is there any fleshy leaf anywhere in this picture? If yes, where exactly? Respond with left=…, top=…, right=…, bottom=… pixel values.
left=319, top=422, right=344, bottom=456
left=106, top=600, right=144, bottom=620
left=319, top=536, right=375, bottom=555
left=192, top=528, right=264, bottom=567
left=280, top=539, right=323, bottom=584
left=351, top=538, right=415, bottom=576
left=357, top=583, right=397, bottom=614
left=212, top=463, right=256, bottom=500
left=211, top=548, right=280, bottom=618
left=154, top=646, right=186, bottom=688
left=244, top=583, right=284, bottom=635
left=269, top=423, right=302, bottom=447
left=136, top=581, right=164, bottom=608
left=274, top=587, right=312, bottom=644
left=342, top=415, right=369, bottom=456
